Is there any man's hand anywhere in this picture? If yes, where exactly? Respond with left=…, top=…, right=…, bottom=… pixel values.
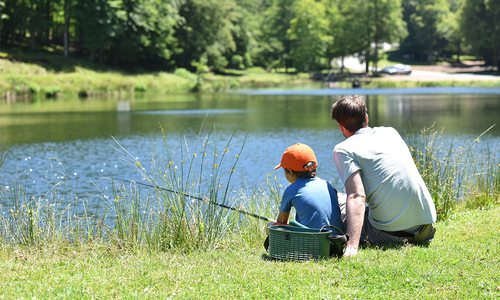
left=343, top=246, right=358, bottom=257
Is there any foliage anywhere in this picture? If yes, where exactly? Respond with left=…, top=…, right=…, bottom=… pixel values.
left=461, top=0, right=500, bottom=69
left=173, top=0, right=241, bottom=71
left=287, top=0, right=329, bottom=72
left=400, top=0, right=454, bottom=62
left=257, top=0, right=295, bottom=71
left=0, top=0, right=498, bottom=72
left=110, top=129, right=247, bottom=251
left=325, top=0, right=365, bottom=71
left=367, top=0, right=408, bottom=71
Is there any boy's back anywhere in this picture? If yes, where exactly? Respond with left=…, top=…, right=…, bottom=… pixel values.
left=281, top=176, right=344, bottom=231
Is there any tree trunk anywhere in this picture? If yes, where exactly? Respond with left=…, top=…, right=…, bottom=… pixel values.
left=64, top=0, right=69, bottom=57
left=373, top=0, right=379, bottom=73
left=365, top=52, right=370, bottom=74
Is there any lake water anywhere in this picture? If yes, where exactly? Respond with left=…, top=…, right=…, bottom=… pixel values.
left=0, top=88, right=499, bottom=209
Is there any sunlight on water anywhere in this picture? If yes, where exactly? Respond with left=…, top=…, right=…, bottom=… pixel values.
left=0, top=90, right=499, bottom=212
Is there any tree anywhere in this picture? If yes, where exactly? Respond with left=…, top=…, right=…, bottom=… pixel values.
left=173, top=0, right=239, bottom=71
left=461, top=0, right=500, bottom=69
left=287, top=0, right=329, bottom=72
left=401, top=0, right=453, bottom=62
left=438, top=0, right=464, bottom=62
left=63, top=0, right=70, bottom=57
left=75, top=0, right=181, bottom=67
left=366, top=0, right=407, bottom=72
left=328, top=0, right=406, bottom=73
left=0, top=0, right=6, bottom=48
left=110, top=0, right=181, bottom=67
left=325, top=0, right=367, bottom=72
left=0, top=0, right=51, bottom=48
left=222, top=0, right=267, bottom=69
left=258, top=0, right=295, bottom=71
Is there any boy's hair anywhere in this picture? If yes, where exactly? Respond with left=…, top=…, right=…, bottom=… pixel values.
left=331, top=95, right=367, bottom=133
left=290, top=169, right=317, bottom=179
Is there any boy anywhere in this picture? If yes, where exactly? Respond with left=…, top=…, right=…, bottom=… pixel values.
left=273, top=143, right=344, bottom=231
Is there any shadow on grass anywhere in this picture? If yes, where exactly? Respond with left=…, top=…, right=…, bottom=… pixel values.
left=385, top=50, right=431, bottom=66
left=455, top=70, right=500, bottom=76
left=260, top=253, right=343, bottom=263
left=360, top=240, right=432, bottom=251
left=4, top=48, right=103, bottom=73
left=212, top=69, right=244, bottom=77
left=2, top=47, right=171, bottom=74
left=260, top=242, right=432, bottom=262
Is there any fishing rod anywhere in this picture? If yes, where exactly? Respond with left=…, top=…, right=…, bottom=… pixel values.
left=110, top=177, right=274, bottom=222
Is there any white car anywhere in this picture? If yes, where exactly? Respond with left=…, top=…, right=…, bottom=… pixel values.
left=380, top=64, right=412, bottom=75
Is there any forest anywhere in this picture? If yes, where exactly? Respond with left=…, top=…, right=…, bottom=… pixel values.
left=0, top=0, right=499, bottom=72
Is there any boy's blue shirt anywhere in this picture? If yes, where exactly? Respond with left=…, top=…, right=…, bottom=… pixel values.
left=280, top=177, right=344, bottom=232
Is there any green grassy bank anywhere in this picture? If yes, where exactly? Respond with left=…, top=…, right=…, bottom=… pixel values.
left=0, top=51, right=312, bottom=101
left=0, top=205, right=497, bottom=299
left=2, top=51, right=500, bottom=101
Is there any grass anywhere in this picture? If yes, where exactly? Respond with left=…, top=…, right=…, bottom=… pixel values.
left=1, top=49, right=500, bottom=101
left=0, top=205, right=497, bottom=298
left=0, top=51, right=312, bottom=100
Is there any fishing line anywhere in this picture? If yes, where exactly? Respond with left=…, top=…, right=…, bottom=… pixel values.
left=107, top=177, right=274, bottom=222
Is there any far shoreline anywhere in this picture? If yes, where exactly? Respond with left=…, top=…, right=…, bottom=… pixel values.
left=1, top=55, right=499, bottom=102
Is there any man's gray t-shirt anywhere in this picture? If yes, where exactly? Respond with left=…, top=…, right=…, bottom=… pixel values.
left=333, top=127, right=436, bottom=231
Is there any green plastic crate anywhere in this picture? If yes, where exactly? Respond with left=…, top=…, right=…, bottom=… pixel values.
left=268, top=225, right=332, bottom=261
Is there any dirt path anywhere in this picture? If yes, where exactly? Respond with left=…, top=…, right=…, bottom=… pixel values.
left=344, top=58, right=500, bottom=82
left=394, top=61, right=500, bottom=81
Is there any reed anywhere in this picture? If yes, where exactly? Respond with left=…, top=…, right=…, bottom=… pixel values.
left=0, top=172, right=100, bottom=247
left=232, top=175, right=282, bottom=247
left=407, top=125, right=499, bottom=219
left=0, top=151, right=6, bottom=168
left=109, top=128, right=247, bottom=251
left=0, top=127, right=498, bottom=252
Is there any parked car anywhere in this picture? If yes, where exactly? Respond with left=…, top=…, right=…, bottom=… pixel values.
left=379, top=64, right=412, bottom=75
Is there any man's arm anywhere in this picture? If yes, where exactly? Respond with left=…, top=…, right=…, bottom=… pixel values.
left=344, top=170, right=366, bottom=257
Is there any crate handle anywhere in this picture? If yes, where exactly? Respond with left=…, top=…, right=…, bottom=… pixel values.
left=320, top=225, right=347, bottom=235
left=320, top=225, right=349, bottom=257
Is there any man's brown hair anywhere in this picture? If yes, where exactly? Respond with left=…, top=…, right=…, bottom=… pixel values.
left=330, top=95, right=367, bottom=133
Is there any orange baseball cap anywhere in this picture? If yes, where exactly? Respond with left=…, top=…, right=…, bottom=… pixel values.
left=274, top=143, right=318, bottom=171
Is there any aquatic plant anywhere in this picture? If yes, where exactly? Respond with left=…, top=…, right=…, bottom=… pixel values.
left=408, top=125, right=499, bottom=219
left=233, top=174, right=283, bottom=247
left=110, top=127, right=247, bottom=251
left=0, top=126, right=498, bottom=252
left=0, top=150, right=6, bottom=169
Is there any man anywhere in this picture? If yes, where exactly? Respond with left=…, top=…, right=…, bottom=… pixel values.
left=331, top=95, right=437, bottom=257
